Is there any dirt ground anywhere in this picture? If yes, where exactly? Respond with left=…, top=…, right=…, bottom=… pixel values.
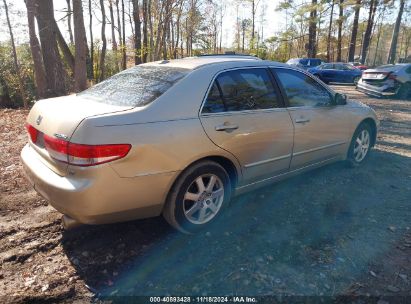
left=0, top=86, right=410, bottom=303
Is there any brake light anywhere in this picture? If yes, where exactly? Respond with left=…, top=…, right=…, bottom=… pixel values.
left=43, top=134, right=131, bottom=166
left=26, top=123, right=38, bottom=143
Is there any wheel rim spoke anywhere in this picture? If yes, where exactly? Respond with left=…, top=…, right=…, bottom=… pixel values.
left=184, top=191, right=200, bottom=202
left=206, top=175, right=217, bottom=192
left=210, top=188, right=224, bottom=200
left=198, top=208, right=207, bottom=222
left=208, top=202, right=218, bottom=213
left=186, top=203, right=201, bottom=217
left=195, top=177, right=206, bottom=193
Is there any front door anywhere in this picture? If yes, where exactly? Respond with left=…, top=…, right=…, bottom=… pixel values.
left=272, top=67, right=352, bottom=169
left=200, top=68, right=294, bottom=185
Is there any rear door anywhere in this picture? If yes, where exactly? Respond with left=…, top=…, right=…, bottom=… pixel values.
left=200, top=68, right=294, bottom=185
left=271, top=67, right=352, bottom=169
left=319, top=63, right=335, bottom=82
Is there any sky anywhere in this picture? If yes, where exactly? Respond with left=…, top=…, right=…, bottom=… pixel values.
left=0, top=0, right=403, bottom=48
left=0, top=0, right=289, bottom=47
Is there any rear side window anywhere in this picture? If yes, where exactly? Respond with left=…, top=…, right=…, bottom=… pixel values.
left=78, top=66, right=189, bottom=107
left=202, top=68, right=281, bottom=113
left=322, top=63, right=333, bottom=69
left=273, top=68, right=333, bottom=107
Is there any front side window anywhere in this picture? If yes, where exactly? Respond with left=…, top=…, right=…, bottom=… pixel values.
left=202, top=68, right=281, bottom=113
left=273, top=68, right=333, bottom=107
left=343, top=64, right=356, bottom=70
left=78, top=65, right=189, bottom=107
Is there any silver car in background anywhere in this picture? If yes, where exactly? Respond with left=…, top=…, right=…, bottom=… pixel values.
left=357, top=64, right=411, bottom=99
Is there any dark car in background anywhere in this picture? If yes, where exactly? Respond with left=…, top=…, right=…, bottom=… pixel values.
left=357, top=64, right=411, bottom=99
left=286, top=58, right=323, bottom=70
left=308, top=63, right=363, bottom=84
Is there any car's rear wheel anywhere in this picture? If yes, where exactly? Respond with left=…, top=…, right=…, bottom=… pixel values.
left=163, top=160, right=232, bottom=234
left=347, top=123, right=372, bottom=166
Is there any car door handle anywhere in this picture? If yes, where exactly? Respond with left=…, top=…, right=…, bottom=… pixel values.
left=215, top=124, right=239, bottom=131
left=295, top=118, right=310, bottom=124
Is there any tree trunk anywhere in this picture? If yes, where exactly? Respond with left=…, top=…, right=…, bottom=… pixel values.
left=360, top=0, right=377, bottom=64
left=132, top=0, right=142, bottom=64
left=251, top=0, right=255, bottom=50
left=35, top=0, right=66, bottom=97
left=72, top=0, right=87, bottom=91
left=348, top=0, right=360, bottom=62
left=88, top=0, right=94, bottom=80
left=121, top=0, right=127, bottom=69
left=307, top=0, right=317, bottom=58
left=108, top=0, right=118, bottom=72
left=99, top=0, right=107, bottom=81
left=336, top=0, right=344, bottom=61
left=148, top=0, right=154, bottom=60
left=326, top=0, right=334, bottom=62
left=373, top=14, right=384, bottom=66
left=142, top=0, right=148, bottom=62
left=3, top=0, right=27, bottom=107
left=115, top=0, right=123, bottom=70
left=54, top=21, right=75, bottom=73
left=66, top=0, right=74, bottom=45
left=387, top=0, right=405, bottom=64
left=25, top=0, right=47, bottom=100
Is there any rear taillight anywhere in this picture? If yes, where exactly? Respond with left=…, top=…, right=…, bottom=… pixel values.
left=388, top=73, right=397, bottom=80
left=43, top=134, right=131, bottom=166
left=26, top=123, right=38, bottom=143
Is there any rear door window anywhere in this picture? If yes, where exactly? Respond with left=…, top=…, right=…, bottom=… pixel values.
left=202, top=68, right=282, bottom=113
left=322, top=63, right=334, bottom=69
left=78, top=65, right=189, bottom=107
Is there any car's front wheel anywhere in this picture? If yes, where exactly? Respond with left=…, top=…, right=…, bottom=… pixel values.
left=353, top=76, right=360, bottom=85
left=347, top=123, right=372, bottom=166
left=163, top=160, right=232, bottom=234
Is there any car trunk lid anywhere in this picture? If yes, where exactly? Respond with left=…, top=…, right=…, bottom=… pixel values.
left=26, top=94, right=132, bottom=176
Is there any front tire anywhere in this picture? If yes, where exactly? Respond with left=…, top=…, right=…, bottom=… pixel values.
left=347, top=123, right=372, bottom=166
left=163, top=160, right=232, bottom=234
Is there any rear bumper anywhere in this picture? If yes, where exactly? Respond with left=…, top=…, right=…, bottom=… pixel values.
left=356, top=81, right=397, bottom=97
left=21, top=144, right=178, bottom=225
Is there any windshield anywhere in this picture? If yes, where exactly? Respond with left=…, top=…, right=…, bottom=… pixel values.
left=78, top=65, right=190, bottom=107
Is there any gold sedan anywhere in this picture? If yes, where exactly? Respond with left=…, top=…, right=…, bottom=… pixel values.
left=21, top=56, right=378, bottom=233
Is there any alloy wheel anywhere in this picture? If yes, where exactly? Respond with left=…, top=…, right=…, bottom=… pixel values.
left=183, top=174, right=224, bottom=224
left=353, top=129, right=370, bottom=162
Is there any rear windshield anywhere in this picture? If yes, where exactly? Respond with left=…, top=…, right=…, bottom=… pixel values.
left=78, top=65, right=190, bottom=107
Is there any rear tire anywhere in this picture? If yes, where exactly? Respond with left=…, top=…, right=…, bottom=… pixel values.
left=346, top=123, right=372, bottom=167
left=163, top=160, right=232, bottom=234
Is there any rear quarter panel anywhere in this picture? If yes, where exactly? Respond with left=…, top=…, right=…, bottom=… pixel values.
left=69, top=116, right=242, bottom=180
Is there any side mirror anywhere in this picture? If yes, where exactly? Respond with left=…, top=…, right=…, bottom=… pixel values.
left=334, top=93, right=347, bottom=105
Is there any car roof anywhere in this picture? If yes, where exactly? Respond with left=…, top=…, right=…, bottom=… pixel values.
left=143, top=56, right=288, bottom=70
